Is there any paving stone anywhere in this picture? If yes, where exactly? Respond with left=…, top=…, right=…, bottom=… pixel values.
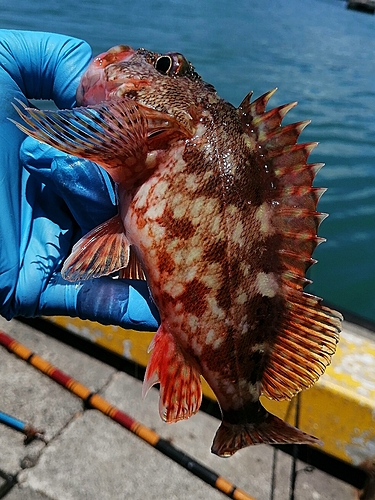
left=0, top=318, right=359, bottom=500
left=4, top=485, right=54, bottom=500
left=0, top=317, right=114, bottom=477
left=0, top=345, right=81, bottom=475
left=18, top=410, right=225, bottom=500
left=0, top=316, right=116, bottom=390
left=101, top=371, right=355, bottom=500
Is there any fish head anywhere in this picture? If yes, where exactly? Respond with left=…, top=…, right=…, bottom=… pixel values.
left=77, top=45, right=213, bottom=133
left=76, top=45, right=136, bottom=106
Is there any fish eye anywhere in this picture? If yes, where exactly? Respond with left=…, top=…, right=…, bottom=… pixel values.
left=155, top=55, right=173, bottom=75
left=170, top=54, right=190, bottom=76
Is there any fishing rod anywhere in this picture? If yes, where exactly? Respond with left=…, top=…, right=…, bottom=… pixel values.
left=0, top=410, right=45, bottom=444
left=0, top=330, right=256, bottom=500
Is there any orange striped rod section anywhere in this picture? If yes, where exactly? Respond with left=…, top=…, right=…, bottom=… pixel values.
left=0, top=330, right=256, bottom=500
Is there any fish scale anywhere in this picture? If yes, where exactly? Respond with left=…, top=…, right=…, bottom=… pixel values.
left=11, top=45, right=342, bottom=457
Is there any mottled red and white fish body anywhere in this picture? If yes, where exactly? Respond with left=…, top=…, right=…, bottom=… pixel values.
left=13, top=46, right=342, bottom=457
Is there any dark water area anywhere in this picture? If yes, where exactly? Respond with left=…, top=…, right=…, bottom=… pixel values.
left=2, top=0, right=375, bottom=324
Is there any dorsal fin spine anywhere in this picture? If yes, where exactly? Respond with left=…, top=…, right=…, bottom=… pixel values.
left=238, top=88, right=342, bottom=402
left=261, top=120, right=311, bottom=149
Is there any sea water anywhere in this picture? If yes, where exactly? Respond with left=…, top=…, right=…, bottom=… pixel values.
left=2, top=0, right=375, bottom=323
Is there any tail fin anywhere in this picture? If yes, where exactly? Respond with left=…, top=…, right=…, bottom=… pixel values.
left=211, top=411, right=321, bottom=457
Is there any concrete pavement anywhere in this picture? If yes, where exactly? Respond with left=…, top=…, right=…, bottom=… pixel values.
left=0, top=316, right=357, bottom=499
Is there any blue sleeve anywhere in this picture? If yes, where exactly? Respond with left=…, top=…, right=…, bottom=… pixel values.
left=0, top=29, right=92, bottom=316
left=0, top=30, right=159, bottom=331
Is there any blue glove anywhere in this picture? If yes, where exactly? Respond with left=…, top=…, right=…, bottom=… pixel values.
left=0, top=29, right=159, bottom=331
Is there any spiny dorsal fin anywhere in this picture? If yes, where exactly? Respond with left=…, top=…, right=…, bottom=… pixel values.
left=240, top=89, right=329, bottom=289
left=238, top=88, right=277, bottom=118
left=238, top=89, right=342, bottom=400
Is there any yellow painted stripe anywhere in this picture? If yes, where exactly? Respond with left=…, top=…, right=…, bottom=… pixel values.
left=48, top=317, right=375, bottom=467
left=89, top=393, right=116, bottom=417
left=232, top=487, right=257, bottom=500
left=214, top=477, right=236, bottom=496
left=215, top=477, right=257, bottom=500
left=68, top=380, right=91, bottom=401
left=132, top=422, right=160, bottom=446
left=30, top=354, right=55, bottom=375
left=11, top=340, right=33, bottom=360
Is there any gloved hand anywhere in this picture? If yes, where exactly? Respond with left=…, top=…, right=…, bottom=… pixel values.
left=0, top=29, right=159, bottom=331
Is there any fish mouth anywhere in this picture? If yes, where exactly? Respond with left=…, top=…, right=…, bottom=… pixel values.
left=76, top=45, right=138, bottom=106
left=92, top=45, right=136, bottom=69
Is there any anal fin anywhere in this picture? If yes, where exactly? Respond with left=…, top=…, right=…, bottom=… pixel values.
left=143, top=325, right=202, bottom=423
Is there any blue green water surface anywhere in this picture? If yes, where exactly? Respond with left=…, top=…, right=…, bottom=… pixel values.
left=2, top=0, right=375, bottom=323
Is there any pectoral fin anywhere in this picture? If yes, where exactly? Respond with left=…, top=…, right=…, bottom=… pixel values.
left=62, top=214, right=134, bottom=281
left=11, top=98, right=192, bottom=185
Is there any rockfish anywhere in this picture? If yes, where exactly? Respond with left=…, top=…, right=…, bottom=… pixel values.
left=13, top=45, right=342, bottom=457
